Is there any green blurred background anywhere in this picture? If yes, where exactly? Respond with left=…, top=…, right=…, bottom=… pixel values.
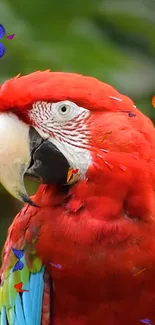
left=0, top=0, right=154, bottom=257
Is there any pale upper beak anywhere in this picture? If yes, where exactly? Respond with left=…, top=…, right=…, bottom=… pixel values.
left=0, top=113, right=36, bottom=204
left=0, top=113, right=70, bottom=205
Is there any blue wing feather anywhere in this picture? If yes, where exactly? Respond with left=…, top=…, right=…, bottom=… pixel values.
left=15, top=294, right=26, bottom=325
left=22, top=281, right=33, bottom=325
left=14, top=318, right=20, bottom=325
left=1, top=306, right=7, bottom=325
left=30, top=269, right=45, bottom=325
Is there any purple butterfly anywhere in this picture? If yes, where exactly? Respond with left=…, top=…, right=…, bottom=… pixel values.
left=128, top=111, right=136, bottom=117
left=122, top=110, right=136, bottom=118
left=0, top=24, right=6, bottom=58
left=49, top=262, right=62, bottom=269
left=140, top=319, right=151, bottom=325
left=12, top=248, right=24, bottom=272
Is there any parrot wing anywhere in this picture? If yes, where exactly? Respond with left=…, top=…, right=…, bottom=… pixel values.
left=0, top=206, right=50, bottom=325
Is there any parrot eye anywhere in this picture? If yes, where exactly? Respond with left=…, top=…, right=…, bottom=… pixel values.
left=52, top=100, right=77, bottom=121
left=58, top=104, right=71, bottom=115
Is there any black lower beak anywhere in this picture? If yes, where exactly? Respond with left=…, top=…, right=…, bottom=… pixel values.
left=26, top=127, right=70, bottom=185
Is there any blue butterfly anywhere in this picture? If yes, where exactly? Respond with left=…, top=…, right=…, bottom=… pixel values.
left=0, top=24, right=6, bottom=58
left=12, top=248, right=24, bottom=272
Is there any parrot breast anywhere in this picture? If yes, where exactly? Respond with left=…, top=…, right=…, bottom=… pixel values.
left=27, top=176, right=155, bottom=325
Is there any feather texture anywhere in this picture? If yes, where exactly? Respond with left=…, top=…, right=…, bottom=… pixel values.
left=0, top=242, right=45, bottom=325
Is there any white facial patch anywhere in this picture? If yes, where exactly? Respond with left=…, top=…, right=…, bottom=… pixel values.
left=0, top=113, right=31, bottom=200
left=29, top=100, right=92, bottom=178
left=49, top=137, right=91, bottom=179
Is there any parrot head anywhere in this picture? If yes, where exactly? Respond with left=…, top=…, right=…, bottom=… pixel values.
left=0, top=70, right=154, bottom=217
left=0, top=70, right=119, bottom=203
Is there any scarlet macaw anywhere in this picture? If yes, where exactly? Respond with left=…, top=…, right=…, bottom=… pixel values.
left=0, top=71, right=155, bottom=325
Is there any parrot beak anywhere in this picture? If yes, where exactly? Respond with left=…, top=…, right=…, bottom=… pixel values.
left=0, top=113, right=35, bottom=204
left=0, top=113, right=69, bottom=205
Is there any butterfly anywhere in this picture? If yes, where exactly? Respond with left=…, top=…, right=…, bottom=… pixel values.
left=12, top=248, right=24, bottom=272
left=99, top=131, right=112, bottom=143
left=14, top=282, right=29, bottom=293
left=0, top=24, right=15, bottom=58
left=7, top=34, right=15, bottom=40
left=0, top=24, right=6, bottom=58
left=140, top=319, right=152, bottom=325
left=49, top=262, right=62, bottom=269
left=66, top=167, right=79, bottom=184
left=121, top=110, right=136, bottom=117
